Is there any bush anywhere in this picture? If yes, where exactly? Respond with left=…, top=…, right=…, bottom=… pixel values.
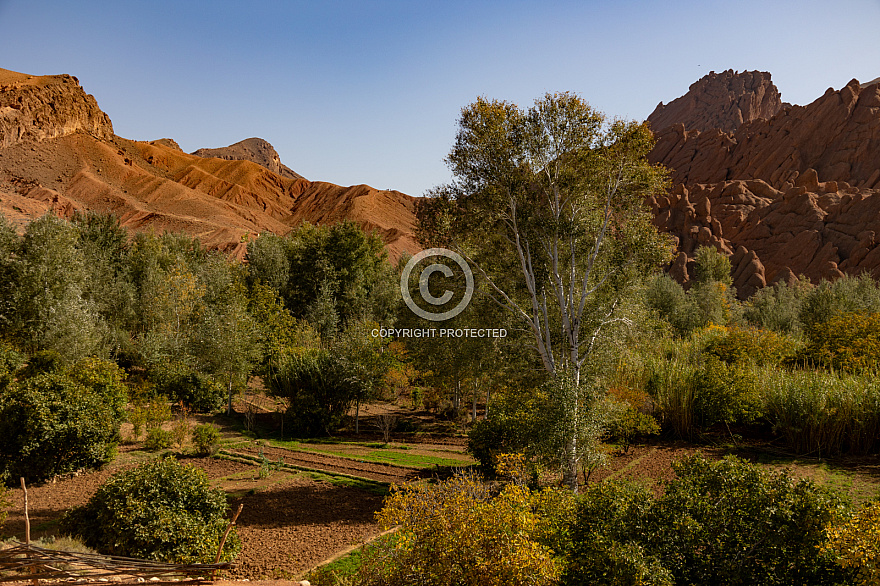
left=0, top=342, right=24, bottom=390
left=802, top=312, right=880, bottom=371
left=607, top=406, right=660, bottom=453
left=60, top=457, right=241, bottom=563
left=0, top=373, right=118, bottom=483
left=357, top=471, right=567, bottom=586
left=151, top=362, right=225, bottom=413
left=266, top=348, right=362, bottom=436
left=823, top=501, right=880, bottom=585
left=145, top=427, right=173, bottom=451
left=705, top=326, right=798, bottom=366
left=564, top=455, right=852, bottom=586
left=690, top=358, right=764, bottom=428
left=192, top=424, right=221, bottom=456
left=743, top=277, right=812, bottom=334
left=67, top=356, right=128, bottom=420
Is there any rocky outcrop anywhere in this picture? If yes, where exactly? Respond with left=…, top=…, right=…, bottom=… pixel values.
left=192, top=137, right=303, bottom=180
left=647, top=70, right=785, bottom=134
left=648, top=73, right=880, bottom=296
left=0, top=68, right=113, bottom=149
left=650, top=78, right=880, bottom=189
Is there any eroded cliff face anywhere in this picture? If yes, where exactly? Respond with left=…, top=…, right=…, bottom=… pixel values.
left=0, top=68, right=113, bottom=148
left=192, top=137, right=303, bottom=180
left=648, top=69, right=785, bottom=134
left=647, top=71, right=880, bottom=297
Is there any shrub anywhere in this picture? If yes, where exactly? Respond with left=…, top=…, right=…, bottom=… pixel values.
left=60, top=457, right=241, bottom=563
left=823, top=501, right=880, bottom=585
left=743, top=276, right=812, bottom=334
left=265, top=348, right=362, bottom=436
left=802, top=312, right=880, bottom=371
left=705, top=326, right=798, bottom=366
left=357, top=471, right=565, bottom=586
left=145, top=427, right=173, bottom=451
left=0, top=373, right=118, bottom=483
left=564, top=455, right=852, bottom=586
left=151, top=361, right=225, bottom=413
left=691, top=358, right=764, bottom=428
left=0, top=342, right=24, bottom=390
left=607, top=406, right=660, bottom=453
left=67, top=356, right=128, bottom=420
left=129, top=395, right=172, bottom=442
left=192, top=424, right=221, bottom=456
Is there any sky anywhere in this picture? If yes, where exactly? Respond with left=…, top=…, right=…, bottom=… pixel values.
left=1, top=0, right=879, bottom=197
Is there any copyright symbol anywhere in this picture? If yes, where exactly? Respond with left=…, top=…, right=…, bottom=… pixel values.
left=400, top=248, right=474, bottom=321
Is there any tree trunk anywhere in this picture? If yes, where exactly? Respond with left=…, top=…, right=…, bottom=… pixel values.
left=226, top=378, right=233, bottom=416
left=355, top=396, right=360, bottom=434
left=562, top=368, right=581, bottom=493
left=472, top=379, right=478, bottom=422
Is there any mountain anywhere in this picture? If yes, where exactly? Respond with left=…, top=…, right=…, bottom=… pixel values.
left=191, top=137, right=303, bottom=180
left=0, top=68, right=417, bottom=261
left=647, top=70, right=880, bottom=297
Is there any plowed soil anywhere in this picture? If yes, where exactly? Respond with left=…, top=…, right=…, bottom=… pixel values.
left=2, top=448, right=389, bottom=580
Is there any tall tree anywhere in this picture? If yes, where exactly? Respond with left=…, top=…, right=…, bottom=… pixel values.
left=418, top=93, right=672, bottom=490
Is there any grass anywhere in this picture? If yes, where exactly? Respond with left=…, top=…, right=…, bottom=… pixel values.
left=265, top=438, right=473, bottom=470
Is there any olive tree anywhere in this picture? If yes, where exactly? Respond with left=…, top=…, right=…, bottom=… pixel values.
left=418, top=93, right=672, bottom=490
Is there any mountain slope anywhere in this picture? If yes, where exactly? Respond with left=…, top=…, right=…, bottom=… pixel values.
left=0, top=68, right=417, bottom=261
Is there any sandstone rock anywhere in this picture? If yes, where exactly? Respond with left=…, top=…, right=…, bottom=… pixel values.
left=192, top=137, right=303, bottom=180
left=0, top=68, right=113, bottom=148
left=648, top=69, right=784, bottom=134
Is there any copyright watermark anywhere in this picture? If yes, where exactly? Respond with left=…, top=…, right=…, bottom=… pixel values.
left=400, top=248, right=474, bottom=321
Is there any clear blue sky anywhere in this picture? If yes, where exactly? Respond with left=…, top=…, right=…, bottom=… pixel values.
left=1, top=0, right=878, bottom=196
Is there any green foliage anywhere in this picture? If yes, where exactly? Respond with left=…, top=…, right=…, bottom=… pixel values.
left=0, top=373, right=118, bottom=483
left=693, top=245, right=733, bottom=286
left=799, top=274, right=880, bottom=337
left=0, top=481, right=10, bottom=529
left=823, top=501, right=880, bottom=585
left=248, top=221, right=398, bottom=329
left=644, top=274, right=701, bottom=336
left=0, top=341, right=24, bottom=390
left=4, top=214, right=106, bottom=360
left=150, top=361, right=225, bottom=413
left=764, top=369, right=880, bottom=455
left=690, top=358, right=764, bottom=428
left=358, top=471, right=565, bottom=586
left=191, top=424, right=221, bottom=456
left=66, top=356, right=128, bottom=421
left=564, top=455, right=851, bottom=586
left=705, top=325, right=798, bottom=366
left=743, top=276, right=812, bottom=334
left=266, top=321, right=393, bottom=436
left=607, top=406, right=660, bottom=453
left=802, top=312, right=880, bottom=371
left=145, top=426, right=173, bottom=451
left=267, top=348, right=359, bottom=436
left=60, top=457, right=240, bottom=563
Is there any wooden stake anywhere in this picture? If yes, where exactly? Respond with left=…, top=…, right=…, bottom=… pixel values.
left=211, top=504, right=243, bottom=579
left=20, top=477, right=30, bottom=545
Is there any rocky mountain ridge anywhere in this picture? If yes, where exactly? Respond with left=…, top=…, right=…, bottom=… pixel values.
left=648, top=70, right=880, bottom=297
left=0, top=67, right=417, bottom=261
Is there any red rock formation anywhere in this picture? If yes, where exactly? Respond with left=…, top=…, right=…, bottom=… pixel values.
left=0, top=68, right=113, bottom=148
left=0, top=68, right=418, bottom=261
left=648, top=70, right=785, bottom=134
left=648, top=72, right=880, bottom=296
left=192, top=137, right=303, bottom=180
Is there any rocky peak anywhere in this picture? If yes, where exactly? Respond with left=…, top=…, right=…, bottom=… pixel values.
left=0, top=68, right=114, bottom=149
left=191, top=137, right=303, bottom=180
left=647, top=69, right=785, bottom=134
